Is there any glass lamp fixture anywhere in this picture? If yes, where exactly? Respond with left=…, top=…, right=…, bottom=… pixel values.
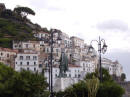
left=88, top=45, right=94, bottom=53
left=102, top=43, right=107, bottom=54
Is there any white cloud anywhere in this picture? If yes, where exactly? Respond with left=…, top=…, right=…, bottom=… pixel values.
left=2, top=0, right=130, bottom=51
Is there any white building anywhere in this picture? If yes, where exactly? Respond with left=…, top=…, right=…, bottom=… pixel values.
left=102, top=58, right=123, bottom=77
left=62, top=32, right=72, bottom=48
left=15, top=52, right=42, bottom=72
left=44, top=64, right=81, bottom=86
left=34, top=31, right=49, bottom=39
left=70, top=36, right=84, bottom=48
left=112, top=61, right=123, bottom=77
left=33, top=30, right=49, bottom=46
left=75, top=60, right=96, bottom=78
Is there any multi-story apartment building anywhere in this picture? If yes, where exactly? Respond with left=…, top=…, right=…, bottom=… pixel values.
left=13, top=41, right=41, bottom=52
left=33, top=30, right=49, bottom=40
left=62, top=32, right=72, bottom=48
left=0, top=47, right=17, bottom=68
left=102, top=58, right=123, bottom=77
left=75, top=59, right=97, bottom=78
left=44, top=64, right=82, bottom=86
left=71, top=47, right=81, bottom=62
left=15, top=51, right=42, bottom=72
left=33, top=30, right=49, bottom=46
left=70, top=36, right=84, bottom=48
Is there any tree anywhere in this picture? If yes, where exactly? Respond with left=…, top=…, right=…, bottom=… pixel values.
left=97, top=82, right=125, bottom=97
left=121, top=73, right=126, bottom=81
left=14, top=6, right=35, bottom=22
left=86, top=76, right=99, bottom=97
left=14, top=6, right=35, bottom=17
left=17, top=70, right=48, bottom=97
left=0, top=62, right=18, bottom=97
left=0, top=9, right=13, bottom=18
left=84, top=68, right=113, bottom=82
left=0, top=63, right=49, bottom=97
left=56, top=68, right=125, bottom=97
left=63, top=81, right=88, bottom=97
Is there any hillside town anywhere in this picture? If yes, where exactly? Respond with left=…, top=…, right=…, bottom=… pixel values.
left=0, top=29, right=123, bottom=86
left=0, top=2, right=128, bottom=97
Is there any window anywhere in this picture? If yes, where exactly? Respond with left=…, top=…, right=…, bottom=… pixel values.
left=7, top=54, right=9, bottom=57
left=27, top=62, right=29, bottom=65
left=69, top=74, right=71, bottom=77
left=46, top=63, right=49, bottom=67
left=27, top=67, right=29, bottom=71
left=47, top=48, right=49, bottom=52
left=1, top=53, right=3, bottom=56
left=75, top=74, right=77, bottom=78
left=33, top=56, right=37, bottom=60
left=34, top=62, right=36, bottom=65
left=56, top=49, right=58, bottom=56
left=34, top=68, right=36, bottom=71
left=78, top=74, right=80, bottom=78
left=26, top=56, right=30, bottom=60
left=26, top=44, right=28, bottom=48
left=65, top=40, right=67, bottom=44
left=20, top=56, right=23, bottom=60
left=33, top=44, right=35, bottom=48
left=39, top=64, right=42, bottom=68
left=20, top=67, right=22, bottom=71
left=20, top=62, right=22, bottom=65
left=55, top=74, right=57, bottom=77
left=16, top=62, right=17, bottom=64
left=83, top=63, right=85, bottom=67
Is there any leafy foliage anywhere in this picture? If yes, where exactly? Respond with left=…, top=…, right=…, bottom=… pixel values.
left=84, top=68, right=113, bottom=82
left=86, top=76, right=99, bottom=97
left=121, top=73, right=126, bottom=81
left=97, top=82, right=125, bottom=97
left=56, top=68, right=125, bottom=97
left=14, top=6, right=35, bottom=17
left=0, top=5, right=38, bottom=48
left=0, top=9, right=13, bottom=18
left=0, top=63, right=49, bottom=97
left=57, top=81, right=88, bottom=97
left=0, top=17, right=36, bottom=48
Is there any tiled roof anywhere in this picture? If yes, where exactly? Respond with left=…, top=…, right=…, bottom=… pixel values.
left=68, top=64, right=81, bottom=68
left=0, top=47, right=18, bottom=53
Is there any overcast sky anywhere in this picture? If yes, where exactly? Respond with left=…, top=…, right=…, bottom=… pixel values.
left=1, top=0, right=130, bottom=80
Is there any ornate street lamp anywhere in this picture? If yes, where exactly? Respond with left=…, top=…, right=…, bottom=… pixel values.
left=49, top=29, right=62, bottom=97
left=88, top=36, right=107, bottom=82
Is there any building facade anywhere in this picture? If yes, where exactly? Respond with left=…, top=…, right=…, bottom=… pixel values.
left=15, top=52, right=41, bottom=72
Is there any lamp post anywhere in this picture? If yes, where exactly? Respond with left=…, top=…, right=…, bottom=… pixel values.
left=49, top=29, right=62, bottom=97
left=88, top=36, right=107, bottom=82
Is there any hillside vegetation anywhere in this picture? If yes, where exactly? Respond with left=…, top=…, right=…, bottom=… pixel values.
left=0, top=4, right=48, bottom=48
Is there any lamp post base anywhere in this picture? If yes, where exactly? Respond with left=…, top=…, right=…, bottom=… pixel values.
left=50, top=92, right=54, bottom=97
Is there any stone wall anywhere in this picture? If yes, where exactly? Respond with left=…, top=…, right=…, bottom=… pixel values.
left=118, top=81, right=130, bottom=97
